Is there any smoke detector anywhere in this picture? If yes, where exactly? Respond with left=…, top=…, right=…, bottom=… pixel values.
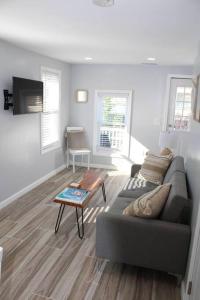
left=93, top=0, right=114, bottom=7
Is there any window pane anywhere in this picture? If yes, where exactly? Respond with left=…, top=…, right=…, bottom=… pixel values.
left=180, top=117, right=190, bottom=130
left=99, top=126, right=126, bottom=150
left=176, top=93, right=184, bottom=101
left=183, top=102, right=192, bottom=117
left=102, top=97, right=127, bottom=126
left=174, top=85, right=192, bottom=131
left=185, top=88, right=192, bottom=101
left=177, top=87, right=184, bottom=94
left=42, top=71, right=60, bottom=112
left=185, top=87, right=192, bottom=95
left=96, top=92, right=130, bottom=154
left=41, top=112, right=59, bottom=148
left=41, top=68, right=60, bottom=151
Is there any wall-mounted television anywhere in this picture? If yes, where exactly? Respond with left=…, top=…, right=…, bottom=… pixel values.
left=13, top=77, right=43, bottom=115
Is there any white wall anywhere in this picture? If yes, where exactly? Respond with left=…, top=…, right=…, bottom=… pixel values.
left=181, top=44, right=200, bottom=300
left=69, top=64, right=192, bottom=167
left=0, top=40, right=71, bottom=203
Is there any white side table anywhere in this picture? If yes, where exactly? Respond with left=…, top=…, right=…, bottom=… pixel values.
left=68, top=148, right=91, bottom=173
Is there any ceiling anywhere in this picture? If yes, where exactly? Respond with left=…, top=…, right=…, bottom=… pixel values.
left=0, top=0, right=199, bottom=65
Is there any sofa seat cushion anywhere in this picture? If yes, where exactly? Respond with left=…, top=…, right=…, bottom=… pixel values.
left=119, top=177, right=158, bottom=198
left=109, top=197, right=136, bottom=215
left=160, top=172, right=189, bottom=223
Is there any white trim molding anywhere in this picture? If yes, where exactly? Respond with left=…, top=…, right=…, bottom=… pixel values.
left=68, top=160, right=117, bottom=170
left=0, top=164, right=67, bottom=210
left=162, top=74, right=193, bottom=131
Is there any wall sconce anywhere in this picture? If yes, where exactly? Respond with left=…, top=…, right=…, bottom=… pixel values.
left=76, top=90, right=88, bottom=103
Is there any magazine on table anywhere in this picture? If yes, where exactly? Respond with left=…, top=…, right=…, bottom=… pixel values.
left=55, top=187, right=89, bottom=204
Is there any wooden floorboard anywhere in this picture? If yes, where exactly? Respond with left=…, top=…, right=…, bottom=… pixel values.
left=0, top=167, right=181, bottom=300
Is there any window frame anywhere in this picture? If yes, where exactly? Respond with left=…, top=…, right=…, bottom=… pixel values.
left=93, top=89, right=133, bottom=158
left=40, top=66, right=61, bottom=154
left=162, top=74, right=193, bottom=132
left=173, top=86, right=193, bottom=132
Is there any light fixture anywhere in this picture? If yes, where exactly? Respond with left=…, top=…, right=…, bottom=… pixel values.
left=147, top=57, right=156, bottom=61
left=93, top=0, right=114, bottom=7
left=85, top=57, right=93, bottom=61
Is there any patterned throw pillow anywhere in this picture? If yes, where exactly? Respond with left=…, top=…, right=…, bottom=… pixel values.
left=123, top=183, right=171, bottom=218
left=139, top=153, right=172, bottom=185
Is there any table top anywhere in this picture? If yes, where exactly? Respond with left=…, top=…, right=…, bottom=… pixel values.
left=54, top=170, right=107, bottom=208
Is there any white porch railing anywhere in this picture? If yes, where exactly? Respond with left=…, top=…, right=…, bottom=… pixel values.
left=99, top=126, right=125, bottom=149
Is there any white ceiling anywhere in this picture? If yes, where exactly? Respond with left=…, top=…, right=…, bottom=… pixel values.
left=0, top=0, right=199, bottom=65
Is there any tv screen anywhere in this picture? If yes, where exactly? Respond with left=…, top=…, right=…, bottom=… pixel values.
left=13, top=77, right=43, bottom=115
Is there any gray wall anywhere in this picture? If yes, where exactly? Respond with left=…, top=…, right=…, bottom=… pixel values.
left=0, top=39, right=194, bottom=205
left=182, top=45, right=200, bottom=291
left=0, top=40, right=71, bottom=203
left=69, top=64, right=192, bottom=166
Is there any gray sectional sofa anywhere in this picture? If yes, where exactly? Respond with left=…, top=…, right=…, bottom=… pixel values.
left=96, top=156, right=191, bottom=276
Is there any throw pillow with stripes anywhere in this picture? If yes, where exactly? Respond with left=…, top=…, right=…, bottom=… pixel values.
left=139, top=153, right=172, bottom=185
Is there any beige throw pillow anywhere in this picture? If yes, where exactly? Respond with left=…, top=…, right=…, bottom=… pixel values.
left=160, top=147, right=173, bottom=156
left=123, top=183, right=171, bottom=218
left=139, top=153, right=172, bottom=185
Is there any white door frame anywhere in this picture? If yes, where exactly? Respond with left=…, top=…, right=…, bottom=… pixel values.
left=162, top=74, right=193, bottom=131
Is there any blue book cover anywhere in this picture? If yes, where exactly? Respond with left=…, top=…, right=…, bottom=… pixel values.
left=55, top=187, right=89, bottom=204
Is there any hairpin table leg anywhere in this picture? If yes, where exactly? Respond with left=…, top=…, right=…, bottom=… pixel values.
left=102, top=182, right=106, bottom=202
left=55, top=204, right=65, bottom=233
left=76, top=207, right=84, bottom=239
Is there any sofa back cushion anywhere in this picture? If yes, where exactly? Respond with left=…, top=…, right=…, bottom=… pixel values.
left=123, top=183, right=171, bottom=219
left=163, top=156, right=185, bottom=183
left=139, top=153, right=172, bottom=185
left=160, top=172, right=190, bottom=224
left=160, top=147, right=173, bottom=156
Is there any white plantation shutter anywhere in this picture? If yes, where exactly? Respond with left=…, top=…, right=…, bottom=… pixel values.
left=41, top=68, right=61, bottom=152
left=94, top=90, right=132, bottom=156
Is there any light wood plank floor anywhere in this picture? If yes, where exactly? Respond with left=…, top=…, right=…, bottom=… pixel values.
left=0, top=167, right=180, bottom=300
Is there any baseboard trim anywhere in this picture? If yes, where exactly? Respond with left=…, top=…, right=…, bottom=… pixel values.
left=69, top=161, right=117, bottom=170
left=0, top=164, right=67, bottom=210
left=0, top=162, right=117, bottom=210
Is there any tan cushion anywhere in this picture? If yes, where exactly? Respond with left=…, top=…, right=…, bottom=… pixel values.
left=139, top=153, right=172, bottom=185
left=160, top=147, right=173, bottom=156
left=123, top=183, right=171, bottom=218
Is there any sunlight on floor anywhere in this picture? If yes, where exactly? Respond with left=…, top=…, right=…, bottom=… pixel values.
left=107, top=170, right=129, bottom=177
left=83, top=206, right=110, bottom=223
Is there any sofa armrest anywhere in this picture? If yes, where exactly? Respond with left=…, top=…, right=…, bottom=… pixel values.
left=131, top=164, right=141, bottom=177
left=96, top=213, right=190, bottom=275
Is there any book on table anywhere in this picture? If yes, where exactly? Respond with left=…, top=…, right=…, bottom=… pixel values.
left=55, top=187, right=89, bottom=204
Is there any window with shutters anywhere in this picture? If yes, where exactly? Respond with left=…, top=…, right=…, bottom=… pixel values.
left=93, top=90, right=132, bottom=157
left=41, top=67, right=61, bottom=153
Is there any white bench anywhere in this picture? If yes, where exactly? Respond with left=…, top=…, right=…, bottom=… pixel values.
left=65, top=127, right=91, bottom=173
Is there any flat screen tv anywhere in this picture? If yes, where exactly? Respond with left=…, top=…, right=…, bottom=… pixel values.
left=13, top=77, right=43, bottom=115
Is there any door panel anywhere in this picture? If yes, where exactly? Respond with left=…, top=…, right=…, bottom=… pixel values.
left=167, top=78, right=192, bottom=131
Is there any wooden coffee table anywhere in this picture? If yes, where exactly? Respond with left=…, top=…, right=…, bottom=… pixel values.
left=53, top=170, right=107, bottom=239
